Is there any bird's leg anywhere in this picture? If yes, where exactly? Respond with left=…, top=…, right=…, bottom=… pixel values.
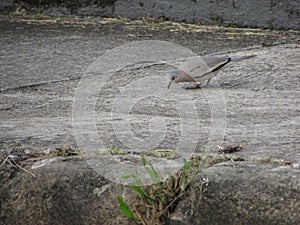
left=205, top=78, right=211, bottom=87
left=185, top=83, right=202, bottom=89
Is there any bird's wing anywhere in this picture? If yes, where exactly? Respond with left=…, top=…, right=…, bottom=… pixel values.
left=190, top=56, right=231, bottom=82
left=202, top=56, right=231, bottom=69
left=177, top=69, right=198, bottom=83
left=179, top=57, right=210, bottom=74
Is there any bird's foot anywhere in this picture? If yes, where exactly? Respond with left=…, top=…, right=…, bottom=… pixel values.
left=185, top=84, right=202, bottom=90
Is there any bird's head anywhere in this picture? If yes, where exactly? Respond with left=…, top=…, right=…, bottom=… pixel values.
left=168, top=70, right=180, bottom=89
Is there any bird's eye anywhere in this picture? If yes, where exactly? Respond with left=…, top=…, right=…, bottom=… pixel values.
left=172, top=76, right=175, bottom=80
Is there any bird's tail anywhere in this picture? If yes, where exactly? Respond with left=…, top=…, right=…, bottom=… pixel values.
left=230, top=55, right=256, bottom=62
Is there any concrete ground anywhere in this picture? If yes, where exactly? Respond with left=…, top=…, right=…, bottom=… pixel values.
left=0, top=14, right=299, bottom=224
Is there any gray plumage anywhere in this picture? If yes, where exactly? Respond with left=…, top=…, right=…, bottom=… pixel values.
left=168, top=55, right=256, bottom=89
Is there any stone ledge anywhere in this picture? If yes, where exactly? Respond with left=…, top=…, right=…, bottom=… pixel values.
left=172, top=161, right=300, bottom=225
left=1, top=155, right=299, bottom=225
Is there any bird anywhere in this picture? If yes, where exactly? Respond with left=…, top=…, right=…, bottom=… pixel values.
left=167, top=55, right=256, bottom=89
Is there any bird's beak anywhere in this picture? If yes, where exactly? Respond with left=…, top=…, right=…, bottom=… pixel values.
left=168, top=81, right=172, bottom=89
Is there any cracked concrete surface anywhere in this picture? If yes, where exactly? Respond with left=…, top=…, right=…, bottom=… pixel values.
left=0, top=16, right=299, bottom=224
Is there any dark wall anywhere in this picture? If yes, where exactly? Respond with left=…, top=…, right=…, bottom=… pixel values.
left=2, top=0, right=300, bottom=30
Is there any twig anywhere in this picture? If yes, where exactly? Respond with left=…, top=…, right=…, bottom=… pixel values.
left=8, top=156, right=36, bottom=178
left=0, top=155, right=9, bottom=168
